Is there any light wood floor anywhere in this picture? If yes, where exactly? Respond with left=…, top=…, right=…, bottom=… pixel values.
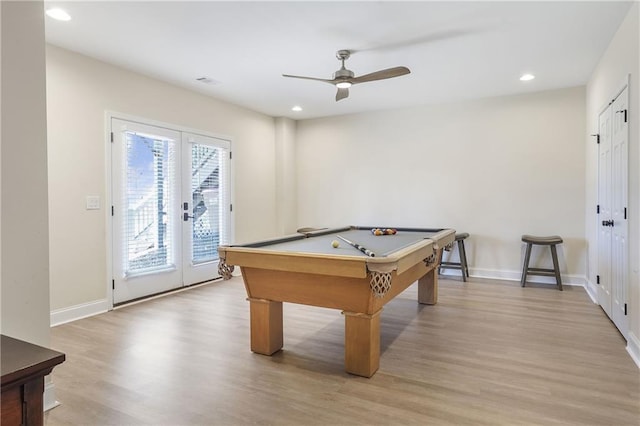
left=45, top=277, right=639, bottom=425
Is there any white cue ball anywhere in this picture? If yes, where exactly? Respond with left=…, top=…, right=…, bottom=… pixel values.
left=331, top=240, right=339, bottom=248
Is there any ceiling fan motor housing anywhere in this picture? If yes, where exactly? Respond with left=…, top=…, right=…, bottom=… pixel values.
left=333, top=68, right=354, bottom=80
left=334, top=50, right=355, bottom=83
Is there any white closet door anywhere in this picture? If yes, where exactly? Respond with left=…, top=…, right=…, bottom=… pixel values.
left=597, top=85, right=629, bottom=339
left=610, top=87, right=628, bottom=338
left=597, top=105, right=613, bottom=317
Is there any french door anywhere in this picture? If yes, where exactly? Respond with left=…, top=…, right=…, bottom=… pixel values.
left=597, top=85, right=628, bottom=339
left=111, top=118, right=231, bottom=304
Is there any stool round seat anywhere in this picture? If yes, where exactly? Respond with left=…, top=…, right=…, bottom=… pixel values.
left=522, top=235, right=562, bottom=245
left=521, top=234, right=563, bottom=290
left=296, top=227, right=327, bottom=234
left=455, top=232, right=469, bottom=241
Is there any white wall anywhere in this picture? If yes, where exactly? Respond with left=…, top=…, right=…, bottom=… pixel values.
left=275, top=117, right=297, bottom=235
left=0, top=0, right=3, bottom=328
left=1, top=1, right=51, bottom=346
left=46, top=45, right=278, bottom=314
left=296, top=87, right=586, bottom=283
left=586, top=3, right=639, bottom=363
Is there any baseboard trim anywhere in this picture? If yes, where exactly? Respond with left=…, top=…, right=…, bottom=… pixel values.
left=583, top=279, right=599, bottom=303
left=44, top=381, right=60, bottom=411
left=440, top=268, right=587, bottom=286
left=50, top=299, right=110, bottom=327
left=627, top=331, right=640, bottom=369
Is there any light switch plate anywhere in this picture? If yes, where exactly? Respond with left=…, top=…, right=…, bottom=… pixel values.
left=86, top=195, right=100, bottom=210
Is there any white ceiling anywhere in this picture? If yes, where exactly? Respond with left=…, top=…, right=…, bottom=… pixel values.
left=44, top=1, right=632, bottom=120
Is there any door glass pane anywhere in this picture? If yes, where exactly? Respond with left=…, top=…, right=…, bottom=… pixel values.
left=123, top=132, right=176, bottom=275
left=191, top=143, right=222, bottom=264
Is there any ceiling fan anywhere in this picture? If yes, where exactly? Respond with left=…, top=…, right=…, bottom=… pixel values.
left=282, top=50, right=410, bottom=102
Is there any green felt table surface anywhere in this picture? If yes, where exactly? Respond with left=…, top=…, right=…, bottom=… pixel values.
left=241, top=228, right=443, bottom=258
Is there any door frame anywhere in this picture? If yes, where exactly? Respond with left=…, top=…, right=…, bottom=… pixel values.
left=105, top=111, right=234, bottom=309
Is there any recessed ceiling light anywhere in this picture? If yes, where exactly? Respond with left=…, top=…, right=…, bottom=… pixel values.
left=291, top=106, right=302, bottom=112
left=520, top=74, right=535, bottom=81
left=46, top=8, right=71, bottom=21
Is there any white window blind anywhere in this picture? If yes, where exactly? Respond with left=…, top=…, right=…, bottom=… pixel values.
left=122, top=131, right=177, bottom=275
left=190, top=143, right=229, bottom=264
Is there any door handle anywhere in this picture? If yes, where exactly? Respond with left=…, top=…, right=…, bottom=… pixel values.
left=183, top=202, right=193, bottom=221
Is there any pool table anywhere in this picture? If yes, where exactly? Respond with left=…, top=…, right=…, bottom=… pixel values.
left=217, top=226, right=455, bottom=377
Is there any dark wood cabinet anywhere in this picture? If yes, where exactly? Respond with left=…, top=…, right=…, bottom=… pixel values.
left=1, top=334, right=65, bottom=425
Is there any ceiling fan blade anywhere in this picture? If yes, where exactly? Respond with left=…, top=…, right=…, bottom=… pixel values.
left=350, top=67, right=410, bottom=84
left=282, top=74, right=334, bottom=84
left=336, top=87, right=349, bottom=101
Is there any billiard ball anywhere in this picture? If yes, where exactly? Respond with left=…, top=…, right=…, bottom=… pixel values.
left=332, top=240, right=339, bottom=248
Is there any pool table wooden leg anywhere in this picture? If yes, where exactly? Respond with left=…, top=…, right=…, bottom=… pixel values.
left=343, top=310, right=381, bottom=377
left=248, top=298, right=283, bottom=355
left=418, top=249, right=441, bottom=305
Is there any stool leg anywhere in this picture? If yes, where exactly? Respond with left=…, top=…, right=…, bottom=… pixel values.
left=458, top=240, right=468, bottom=282
left=521, top=243, right=532, bottom=287
left=438, top=246, right=449, bottom=275
left=460, top=240, right=469, bottom=280
left=550, top=244, right=563, bottom=291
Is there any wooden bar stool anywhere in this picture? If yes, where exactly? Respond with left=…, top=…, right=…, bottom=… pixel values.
left=439, top=232, right=470, bottom=282
left=520, top=235, right=563, bottom=290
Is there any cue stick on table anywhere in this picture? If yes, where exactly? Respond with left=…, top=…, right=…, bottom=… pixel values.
left=337, top=235, right=376, bottom=257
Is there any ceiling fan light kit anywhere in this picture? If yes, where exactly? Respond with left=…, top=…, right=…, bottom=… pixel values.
left=283, top=49, right=410, bottom=102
